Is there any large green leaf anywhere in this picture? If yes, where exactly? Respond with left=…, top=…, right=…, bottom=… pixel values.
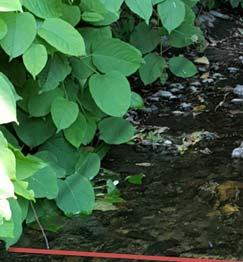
left=22, top=0, right=62, bottom=19
left=89, top=71, right=131, bottom=117
left=70, top=56, right=96, bottom=80
left=130, top=22, right=161, bottom=54
left=23, top=43, right=48, bottom=79
left=139, top=53, right=167, bottom=85
left=28, top=87, right=64, bottom=117
left=0, top=12, right=36, bottom=58
left=99, top=117, right=135, bottom=144
left=38, top=18, right=85, bottom=56
left=168, top=56, right=197, bottom=78
left=125, top=0, right=153, bottom=24
left=13, top=180, right=35, bottom=201
left=92, top=38, right=143, bottom=76
left=51, top=97, right=79, bottom=132
left=157, top=0, right=185, bottom=33
left=14, top=111, right=56, bottom=148
left=63, top=113, right=87, bottom=148
left=56, top=174, right=95, bottom=215
left=38, top=55, right=71, bottom=93
left=0, top=18, right=7, bottom=40
left=61, top=4, right=81, bottom=26
left=26, top=166, right=58, bottom=199
left=75, top=151, right=100, bottom=180
left=0, top=73, right=17, bottom=124
left=0, top=0, right=22, bottom=12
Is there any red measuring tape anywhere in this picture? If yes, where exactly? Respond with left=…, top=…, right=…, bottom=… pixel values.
left=8, top=247, right=243, bottom=262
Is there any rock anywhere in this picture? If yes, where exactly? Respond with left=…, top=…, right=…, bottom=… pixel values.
left=202, top=78, right=214, bottom=85
left=142, top=105, right=159, bottom=113
left=191, top=81, right=201, bottom=87
left=189, top=86, right=198, bottom=93
left=163, top=140, right=173, bottom=146
left=172, top=110, right=184, bottom=116
left=233, top=85, right=243, bottom=98
left=169, top=95, right=178, bottom=100
left=232, top=143, right=243, bottom=158
left=212, top=73, right=224, bottom=79
left=169, top=83, right=184, bottom=90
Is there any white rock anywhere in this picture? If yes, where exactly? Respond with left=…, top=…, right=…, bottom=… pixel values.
left=232, top=143, right=243, bottom=158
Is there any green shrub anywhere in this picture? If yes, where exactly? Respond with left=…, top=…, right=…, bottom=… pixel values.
left=0, top=0, right=205, bottom=247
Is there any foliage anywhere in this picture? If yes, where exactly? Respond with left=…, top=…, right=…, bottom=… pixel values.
left=0, top=0, right=205, bottom=247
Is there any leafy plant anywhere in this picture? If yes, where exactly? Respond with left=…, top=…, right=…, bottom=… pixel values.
left=0, top=0, right=205, bottom=247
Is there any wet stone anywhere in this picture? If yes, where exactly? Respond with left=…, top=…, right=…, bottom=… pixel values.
left=233, top=85, right=243, bottom=98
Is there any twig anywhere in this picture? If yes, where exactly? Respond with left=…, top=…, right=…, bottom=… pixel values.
left=30, top=201, right=50, bottom=249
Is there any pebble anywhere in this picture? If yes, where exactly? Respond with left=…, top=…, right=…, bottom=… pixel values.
left=142, top=105, right=159, bottom=113
left=189, top=86, right=198, bottom=93
left=233, top=85, right=243, bottom=97
left=232, top=143, right=243, bottom=158
left=179, top=102, right=192, bottom=111
left=191, top=81, right=201, bottom=87
left=172, top=110, right=184, bottom=116
left=169, top=95, right=178, bottom=100
left=156, top=90, right=173, bottom=99
left=209, top=10, right=230, bottom=20
left=212, top=73, right=223, bottom=79
left=202, top=78, right=214, bottom=85
left=163, top=140, right=173, bottom=146
left=228, top=67, right=239, bottom=73
left=231, top=98, right=243, bottom=104
left=169, top=83, right=184, bottom=90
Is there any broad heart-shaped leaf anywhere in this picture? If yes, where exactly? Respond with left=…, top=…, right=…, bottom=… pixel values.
left=168, top=56, right=197, bottom=78
left=51, top=97, right=79, bottom=132
left=82, top=117, right=97, bottom=145
left=0, top=0, right=22, bottom=12
left=61, top=3, right=81, bottom=26
left=157, top=0, right=185, bottom=33
left=22, top=0, right=62, bottom=19
left=0, top=199, right=22, bottom=248
left=28, top=87, right=64, bottom=117
left=38, top=18, right=86, bottom=57
left=23, top=44, right=48, bottom=79
left=38, top=55, right=71, bottom=93
left=56, top=174, right=95, bottom=215
left=0, top=12, right=36, bottom=59
left=14, top=110, right=56, bottom=148
left=75, top=151, right=100, bottom=180
left=139, top=53, right=167, bottom=85
left=26, top=166, right=58, bottom=199
left=89, top=71, right=131, bottom=117
left=39, top=134, right=80, bottom=176
left=64, top=113, right=87, bottom=148
left=99, top=117, right=135, bottom=144
left=130, top=22, right=161, bottom=54
left=92, top=38, right=143, bottom=76
left=0, top=73, right=17, bottom=124
left=0, top=18, right=7, bottom=40
left=70, top=56, right=96, bottom=80
left=125, top=0, right=152, bottom=24
left=100, top=0, right=124, bottom=12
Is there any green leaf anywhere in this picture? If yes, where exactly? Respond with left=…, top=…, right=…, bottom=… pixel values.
left=82, top=11, right=104, bottom=22
left=23, top=44, right=48, bottom=79
left=38, top=55, right=71, bottom=93
left=56, top=174, right=95, bottom=215
left=51, top=97, right=79, bottom=132
left=82, top=117, right=97, bottom=145
left=139, top=53, right=167, bottom=85
left=75, top=151, right=100, bottom=180
left=28, top=87, right=64, bottom=117
left=0, top=12, right=36, bottom=58
left=22, top=0, right=62, bottom=19
left=0, top=0, right=22, bottom=12
left=125, top=0, right=153, bottom=24
left=157, top=0, right=185, bottom=33
left=63, top=113, right=87, bottom=148
left=130, top=92, right=144, bottom=109
left=168, top=56, right=197, bottom=78
left=61, top=3, right=81, bottom=26
left=99, top=117, right=135, bottom=144
left=89, top=71, right=131, bottom=117
left=38, top=18, right=86, bottom=57
left=14, top=111, right=56, bottom=148
left=126, top=173, right=145, bottom=185
left=0, top=73, right=17, bottom=124
left=70, top=56, right=96, bottom=80
left=13, top=180, right=35, bottom=201
left=14, top=149, right=46, bottom=180
left=1, top=199, right=22, bottom=247
left=100, top=0, right=124, bottom=12
left=92, top=38, right=143, bottom=76
left=0, top=18, right=7, bottom=40
left=130, top=22, right=161, bottom=54
left=26, top=166, right=58, bottom=199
